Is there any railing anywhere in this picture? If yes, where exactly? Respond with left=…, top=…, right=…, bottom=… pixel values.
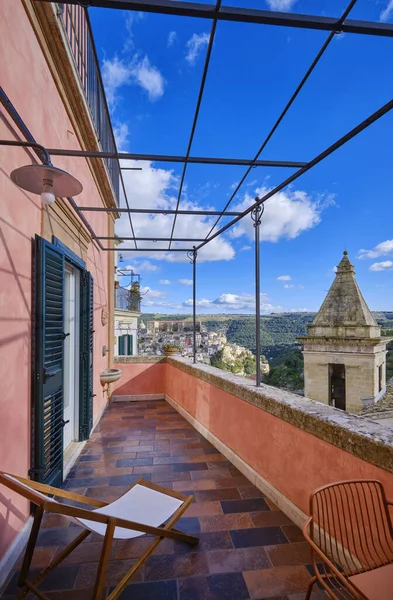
left=115, top=286, right=141, bottom=312
left=56, top=3, right=120, bottom=204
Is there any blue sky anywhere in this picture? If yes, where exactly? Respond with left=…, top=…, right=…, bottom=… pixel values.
left=90, top=0, right=393, bottom=314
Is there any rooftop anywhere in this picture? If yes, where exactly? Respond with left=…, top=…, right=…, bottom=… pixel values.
left=1, top=399, right=326, bottom=600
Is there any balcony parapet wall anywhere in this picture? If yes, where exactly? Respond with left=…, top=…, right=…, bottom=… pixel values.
left=114, top=355, right=393, bottom=475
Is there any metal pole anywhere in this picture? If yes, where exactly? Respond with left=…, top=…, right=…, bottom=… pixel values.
left=188, top=248, right=197, bottom=364
left=251, top=205, right=263, bottom=387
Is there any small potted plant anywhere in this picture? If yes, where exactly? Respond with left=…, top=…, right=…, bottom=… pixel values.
left=162, top=343, right=181, bottom=356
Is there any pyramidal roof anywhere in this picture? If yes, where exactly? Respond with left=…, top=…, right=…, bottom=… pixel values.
left=312, top=251, right=377, bottom=328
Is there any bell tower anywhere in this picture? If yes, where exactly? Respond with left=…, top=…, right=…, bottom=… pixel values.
left=299, top=252, right=389, bottom=413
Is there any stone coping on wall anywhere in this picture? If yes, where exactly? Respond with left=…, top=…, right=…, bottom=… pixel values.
left=114, top=356, right=165, bottom=364
left=113, top=355, right=393, bottom=474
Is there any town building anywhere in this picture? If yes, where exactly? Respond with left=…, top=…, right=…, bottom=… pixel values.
left=299, top=251, right=390, bottom=413
left=114, top=266, right=141, bottom=356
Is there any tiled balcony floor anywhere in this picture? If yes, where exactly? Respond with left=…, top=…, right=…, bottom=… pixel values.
left=2, top=400, right=327, bottom=600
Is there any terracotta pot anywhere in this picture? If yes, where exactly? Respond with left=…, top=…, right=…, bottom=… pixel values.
left=163, top=348, right=179, bottom=356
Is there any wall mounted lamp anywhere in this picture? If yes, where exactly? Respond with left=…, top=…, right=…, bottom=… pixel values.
left=10, top=163, right=83, bottom=205
left=1, top=139, right=83, bottom=205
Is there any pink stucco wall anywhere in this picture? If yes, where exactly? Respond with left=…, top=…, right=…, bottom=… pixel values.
left=112, top=362, right=166, bottom=396
left=0, top=0, right=111, bottom=561
left=165, top=364, right=393, bottom=514
left=112, top=361, right=393, bottom=517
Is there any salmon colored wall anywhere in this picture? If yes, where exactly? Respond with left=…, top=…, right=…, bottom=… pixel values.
left=165, top=364, right=393, bottom=514
left=0, top=0, right=111, bottom=561
left=112, top=363, right=165, bottom=396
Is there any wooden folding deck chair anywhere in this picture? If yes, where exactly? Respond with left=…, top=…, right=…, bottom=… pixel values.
left=0, top=472, right=198, bottom=600
left=302, top=479, right=393, bottom=600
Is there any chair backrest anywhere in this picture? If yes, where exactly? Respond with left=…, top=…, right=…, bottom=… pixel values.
left=309, top=480, right=393, bottom=576
left=0, top=472, right=55, bottom=507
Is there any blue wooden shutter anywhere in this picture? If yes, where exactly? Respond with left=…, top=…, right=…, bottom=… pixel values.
left=127, top=334, right=133, bottom=356
left=79, top=271, right=94, bottom=441
left=31, top=236, right=65, bottom=486
left=118, top=335, right=125, bottom=355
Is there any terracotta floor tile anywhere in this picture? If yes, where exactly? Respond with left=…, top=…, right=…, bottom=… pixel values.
left=265, top=498, right=281, bottom=511
left=132, top=465, right=171, bottom=474
left=115, top=537, right=174, bottom=559
left=230, top=527, right=289, bottom=549
left=281, top=525, right=305, bottom=543
left=190, top=454, right=226, bottom=463
left=16, top=546, right=58, bottom=569
left=251, top=511, right=293, bottom=528
left=239, top=487, right=265, bottom=500
left=195, top=488, right=241, bottom=502
left=172, top=462, right=209, bottom=472
left=266, top=542, right=311, bottom=567
left=41, top=514, right=71, bottom=529
left=74, top=559, right=143, bottom=589
left=221, top=498, right=269, bottom=514
left=243, top=565, right=311, bottom=598
left=200, top=514, right=254, bottom=533
left=173, top=479, right=217, bottom=491
left=63, top=541, right=115, bottom=564
left=191, top=469, right=232, bottom=481
left=207, top=547, right=271, bottom=574
left=114, top=580, right=178, bottom=599
left=3, top=399, right=307, bottom=600
left=151, top=471, right=191, bottom=482
left=186, top=501, right=223, bottom=517
left=145, top=552, right=209, bottom=580
left=216, top=477, right=251, bottom=488
left=178, top=573, right=250, bottom=600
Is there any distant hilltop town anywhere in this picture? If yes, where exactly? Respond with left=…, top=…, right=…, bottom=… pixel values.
left=138, top=319, right=269, bottom=377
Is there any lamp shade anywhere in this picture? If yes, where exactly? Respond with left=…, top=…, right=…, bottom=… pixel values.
left=10, top=164, right=83, bottom=197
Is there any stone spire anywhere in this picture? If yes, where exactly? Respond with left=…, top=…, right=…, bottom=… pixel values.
left=309, top=251, right=379, bottom=338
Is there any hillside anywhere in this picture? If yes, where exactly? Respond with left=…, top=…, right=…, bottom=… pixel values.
left=141, top=312, right=393, bottom=392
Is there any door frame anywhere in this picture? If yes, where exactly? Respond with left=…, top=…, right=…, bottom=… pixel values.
left=63, top=263, right=81, bottom=450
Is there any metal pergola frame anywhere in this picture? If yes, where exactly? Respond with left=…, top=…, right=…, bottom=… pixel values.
left=2, top=0, right=393, bottom=383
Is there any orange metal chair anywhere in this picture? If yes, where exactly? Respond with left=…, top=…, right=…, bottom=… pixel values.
left=302, top=480, right=393, bottom=600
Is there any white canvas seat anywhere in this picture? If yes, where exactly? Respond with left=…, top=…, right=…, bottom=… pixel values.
left=74, top=483, right=184, bottom=539
left=0, top=472, right=197, bottom=600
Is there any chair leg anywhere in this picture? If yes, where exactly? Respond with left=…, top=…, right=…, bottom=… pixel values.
left=305, top=575, right=317, bottom=600
left=93, top=519, right=116, bottom=600
left=18, top=506, right=44, bottom=587
left=15, top=529, right=91, bottom=600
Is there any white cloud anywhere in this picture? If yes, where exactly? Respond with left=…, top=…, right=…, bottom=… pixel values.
left=138, top=261, right=159, bottom=272
left=381, top=1, right=393, bottom=22
left=124, top=12, right=144, bottom=50
left=113, top=122, right=130, bottom=151
left=120, top=260, right=157, bottom=273
left=130, top=55, right=165, bottom=101
left=298, top=285, right=305, bottom=289
left=241, top=245, right=251, bottom=251
left=230, top=186, right=332, bottom=242
left=266, top=0, right=298, bottom=10
left=358, top=240, right=393, bottom=260
left=116, top=159, right=235, bottom=263
left=159, top=279, right=171, bottom=284
left=102, top=55, right=165, bottom=108
left=183, top=292, right=282, bottom=313
left=185, top=33, right=210, bottom=65
left=284, top=284, right=294, bottom=289
left=167, top=31, right=177, bottom=47
left=369, top=261, right=393, bottom=272
left=178, top=279, right=193, bottom=285
left=140, top=286, right=167, bottom=299
left=277, top=275, right=291, bottom=281
left=102, top=56, right=133, bottom=109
